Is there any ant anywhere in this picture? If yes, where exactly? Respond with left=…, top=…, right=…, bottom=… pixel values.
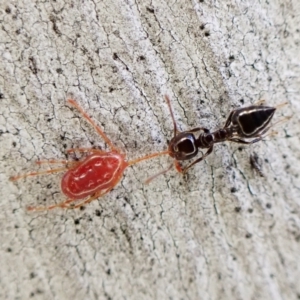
left=146, top=95, right=284, bottom=182
left=10, top=99, right=169, bottom=211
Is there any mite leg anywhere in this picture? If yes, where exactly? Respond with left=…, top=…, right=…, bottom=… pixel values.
left=66, top=148, right=110, bottom=155
left=27, top=177, right=119, bottom=211
left=181, top=146, right=214, bottom=173
left=63, top=184, right=119, bottom=209
left=127, top=150, right=170, bottom=166
left=26, top=197, right=77, bottom=211
left=67, top=99, right=119, bottom=153
left=10, top=166, right=69, bottom=181
left=144, top=163, right=174, bottom=184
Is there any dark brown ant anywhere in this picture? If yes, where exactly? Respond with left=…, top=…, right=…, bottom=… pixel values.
left=165, top=95, right=280, bottom=173
left=145, top=95, right=288, bottom=183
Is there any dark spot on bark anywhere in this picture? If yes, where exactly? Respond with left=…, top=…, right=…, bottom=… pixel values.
left=266, top=203, right=272, bottom=209
left=248, top=208, right=253, bottom=213
left=49, top=15, right=61, bottom=35
left=234, top=207, right=241, bottom=212
left=29, top=57, right=38, bottom=74
left=238, top=147, right=243, bottom=151
left=80, top=206, right=85, bottom=211
left=7, top=248, right=12, bottom=252
left=200, top=24, right=205, bottom=30
left=12, top=141, right=17, bottom=147
left=231, top=187, right=237, bottom=193
left=245, top=233, right=252, bottom=238
left=138, top=55, right=145, bottom=61
left=5, top=7, right=11, bottom=14
left=76, top=229, right=80, bottom=234
left=95, top=209, right=101, bottom=217
left=146, top=7, right=154, bottom=13
left=106, top=269, right=111, bottom=275
left=229, top=55, right=235, bottom=60
left=110, top=228, right=115, bottom=233
left=239, top=98, right=244, bottom=104
left=46, top=183, right=52, bottom=189
left=204, top=31, right=210, bottom=37
left=74, top=219, right=80, bottom=225
left=109, top=87, right=114, bottom=93
left=0, top=93, right=4, bottom=99
left=30, top=272, right=36, bottom=279
left=56, top=68, right=63, bottom=74
left=113, top=53, right=118, bottom=60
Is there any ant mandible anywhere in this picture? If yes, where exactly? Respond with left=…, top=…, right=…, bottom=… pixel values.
left=10, top=99, right=169, bottom=211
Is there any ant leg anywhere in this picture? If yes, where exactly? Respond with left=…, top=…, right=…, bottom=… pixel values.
left=228, top=137, right=262, bottom=144
left=10, top=166, right=69, bottom=181
left=164, top=95, right=180, bottom=136
left=223, top=110, right=234, bottom=128
left=275, top=102, right=288, bottom=109
left=67, top=99, right=119, bottom=153
left=187, top=127, right=210, bottom=134
left=181, top=146, right=214, bottom=173
left=253, top=99, right=266, bottom=106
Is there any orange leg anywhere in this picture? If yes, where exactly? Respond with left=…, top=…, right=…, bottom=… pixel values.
left=127, top=150, right=170, bottom=166
left=27, top=197, right=78, bottom=211
left=36, top=159, right=77, bottom=165
left=67, top=99, right=119, bottom=153
left=10, top=167, right=69, bottom=181
left=27, top=178, right=118, bottom=211
left=66, top=148, right=109, bottom=155
left=144, top=163, right=174, bottom=184
left=64, top=189, right=111, bottom=209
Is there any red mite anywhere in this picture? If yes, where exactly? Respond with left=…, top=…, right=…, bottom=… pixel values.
left=10, top=99, right=169, bottom=211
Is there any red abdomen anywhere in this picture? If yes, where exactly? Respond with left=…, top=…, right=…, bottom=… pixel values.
left=61, top=153, right=128, bottom=199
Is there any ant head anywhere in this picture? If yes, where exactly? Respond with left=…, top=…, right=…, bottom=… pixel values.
left=168, top=132, right=198, bottom=161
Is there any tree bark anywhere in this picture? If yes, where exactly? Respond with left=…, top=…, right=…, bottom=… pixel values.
left=1, top=0, right=300, bottom=299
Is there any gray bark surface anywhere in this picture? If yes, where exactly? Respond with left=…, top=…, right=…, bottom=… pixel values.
left=1, top=0, right=300, bottom=299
